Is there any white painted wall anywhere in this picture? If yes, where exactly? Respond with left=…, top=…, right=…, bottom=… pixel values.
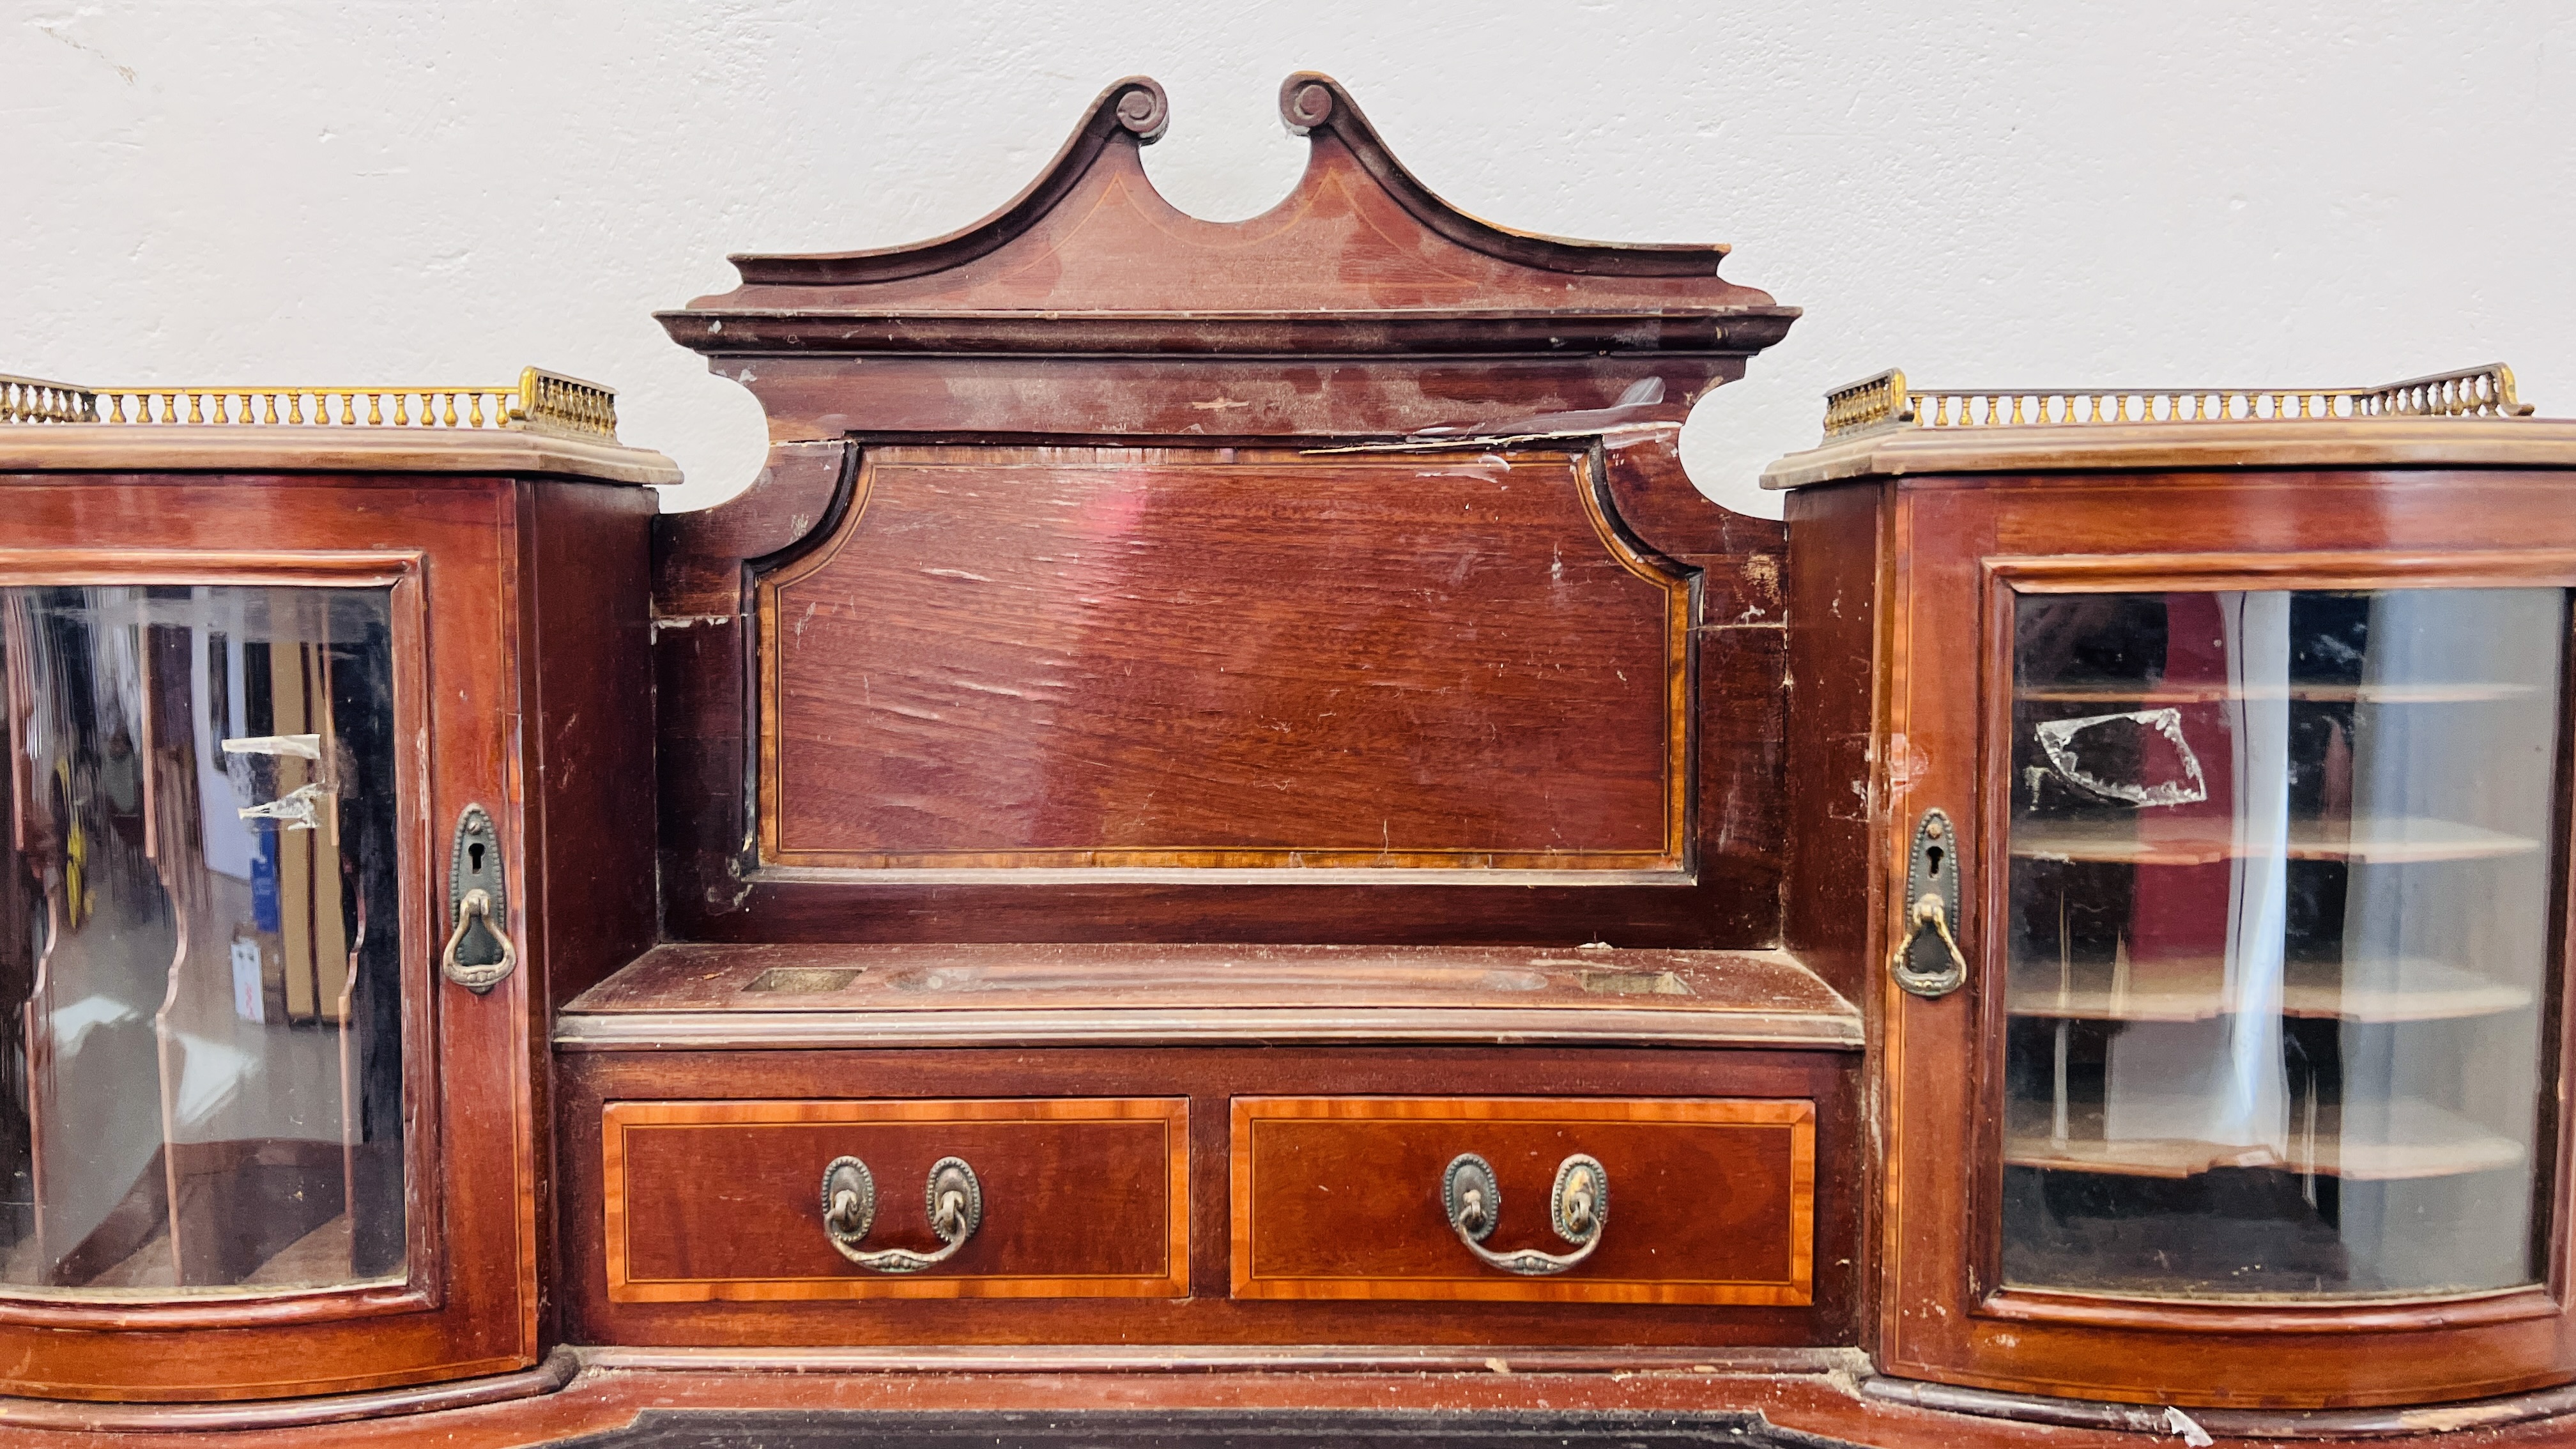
left=9, top=2, right=2573, bottom=517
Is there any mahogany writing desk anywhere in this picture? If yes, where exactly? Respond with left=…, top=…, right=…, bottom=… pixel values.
left=4, top=73, right=2576, bottom=1449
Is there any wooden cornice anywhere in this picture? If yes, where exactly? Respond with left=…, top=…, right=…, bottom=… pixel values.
left=659, top=72, right=1795, bottom=360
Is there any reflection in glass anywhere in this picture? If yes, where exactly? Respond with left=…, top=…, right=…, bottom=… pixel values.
left=2004, top=588, right=2564, bottom=1298
left=0, top=586, right=402, bottom=1295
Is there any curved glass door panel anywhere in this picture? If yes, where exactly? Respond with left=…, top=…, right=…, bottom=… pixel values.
left=2004, top=587, right=2565, bottom=1298
left=0, top=585, right=402, bottom=1296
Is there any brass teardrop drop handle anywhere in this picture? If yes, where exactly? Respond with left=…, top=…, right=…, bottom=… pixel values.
left=1890, top=891, right=1968, bottom=996
left=439, top=887, right=518, bottom=993
left=818, top=1156, right=983, bottom=1273
left=1441, top=1153, right=1607, bottom=1276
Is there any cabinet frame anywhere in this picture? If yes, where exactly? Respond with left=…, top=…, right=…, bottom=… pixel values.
left=1870, top=471, right=2576, bottom=1409
left=1970, top=549, right=2576, bottom=1336
left=0, top=477, right=546, bottom=1401
left=0, top=547, right=441, bottom=1335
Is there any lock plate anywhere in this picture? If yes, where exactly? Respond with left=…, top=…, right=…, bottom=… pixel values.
left=441, top=803, right=516, bottom=993
left=1892, top=808, right=1966, bottom=998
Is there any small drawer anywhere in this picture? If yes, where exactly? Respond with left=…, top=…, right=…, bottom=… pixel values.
left=604, top=1098, right=1188, bottom=1301
left=1230, top=1096, right=1813, bottom=1305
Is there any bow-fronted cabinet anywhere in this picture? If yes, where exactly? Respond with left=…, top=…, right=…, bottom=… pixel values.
left=0, top=372, right=672, bottom=1402
left=1774, top=367, right=2576, bottom=1411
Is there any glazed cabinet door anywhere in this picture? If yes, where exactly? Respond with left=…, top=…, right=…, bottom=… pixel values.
left=1879, top=472, right=2576, bottom=1410
left=0, top=483, right=537, bottom=1400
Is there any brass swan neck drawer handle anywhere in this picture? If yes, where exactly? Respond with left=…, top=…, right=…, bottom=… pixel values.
left=1442, top=1153, right=1607, bottom=1276
left=818, top=1155, right=983, bottom=1272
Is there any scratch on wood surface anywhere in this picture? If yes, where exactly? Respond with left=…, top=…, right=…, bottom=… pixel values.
left=1883, top=732, right=1928, bottom=792
left=2397, top=1399, right=2540, bottom=1431
left=1301, top=422, right=1676, bottom=455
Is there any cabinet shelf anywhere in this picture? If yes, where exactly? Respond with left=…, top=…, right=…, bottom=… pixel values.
left=2011, top=815, right=2538, bottom=866
left=2006, top=957, right=2533, bottom=1024
left=2005, top=1096, right=2527, bottom=1181
left=2018, top=681, right=2538, bottom=706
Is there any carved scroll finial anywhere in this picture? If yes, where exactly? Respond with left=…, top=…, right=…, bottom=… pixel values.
left=1112, top=77, right=1169, bottom=143
left=1280, top=74, right=1335, bottom=134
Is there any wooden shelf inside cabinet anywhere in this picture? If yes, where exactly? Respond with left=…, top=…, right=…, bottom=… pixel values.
left=2005, top=957, right=2534, bottom=1023
left=554, top=942, right=1863, bottom=1052
left=2005, top=1096, right=2528, bottom=1181
left=2010, top=815, right=2539, bottom=866
left=2020, top=681, right=2540, bottom=705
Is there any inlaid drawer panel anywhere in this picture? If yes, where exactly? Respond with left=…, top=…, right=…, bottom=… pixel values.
left=1230, top=1096, right=1813, bottom=1305
left=604, top=1098, right=1188, bottom=1301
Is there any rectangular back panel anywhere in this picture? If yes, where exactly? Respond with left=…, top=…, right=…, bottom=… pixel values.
left=758, top=446, right=1689, bottom=875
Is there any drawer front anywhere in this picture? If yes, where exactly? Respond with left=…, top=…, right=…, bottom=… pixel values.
left=1231, top=1096, right=1813, bottom=1305
left=604, top=1098, right=1188, bottom=1301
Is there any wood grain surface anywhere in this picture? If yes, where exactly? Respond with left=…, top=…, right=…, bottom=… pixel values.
left=59, top=1353, right=2576, bottom=1449
left=759, top=446, right=1685, bottom=874
left=558, top=1046, right=1859, bottom=1349
left=555, top=942, right=1862, bottom=1052
left=19, top=1355, right=2576, bottom=1446
left=1230, top=1097, right=1813, bottom=1305
left=1759, top=417, right=2576, bottom=491
left=0, top=429, right=678, bottom=486
left=647, top=70, right=1795, bottom=947
left=602, top=1098, right=1187, bottom=1301
left=651, top=433, right=1789, bottom=945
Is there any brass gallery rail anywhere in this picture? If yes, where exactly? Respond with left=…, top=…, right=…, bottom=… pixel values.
left=0, top=366, right=620, bottom=441
left=1821, top=362, right=2533, bottom=437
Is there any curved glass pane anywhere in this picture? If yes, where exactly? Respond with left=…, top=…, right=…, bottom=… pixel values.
left=2003, top=587, right=2564, bottom=1298
left=0, top=585, right=403, bottom=1296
